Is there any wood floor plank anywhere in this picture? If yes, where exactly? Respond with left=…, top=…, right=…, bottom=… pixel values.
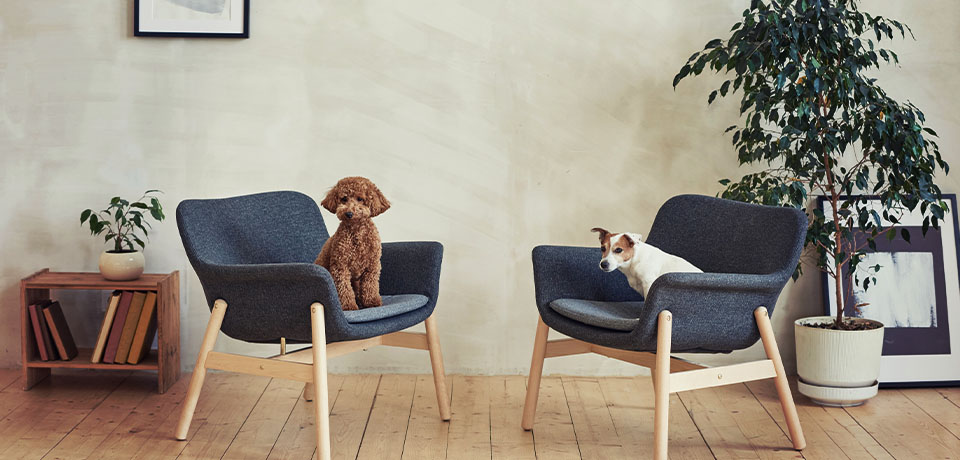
left=267, top=375, right=345, bottom=460
left=845, top=388, right=960, bottom=459
left=600, top=376, right=713, bottom=460
left=561, top=376, right=629, bottom=460
left=400, top=374, right=451, bottom=460
left=446, top=375, right=492, bottom=460
left=489, top=375, right=535, bottom=460
left=0, top=369, right=20, bottom=391
left=939, top=387, right=960, bottom=408
left=530, top=377, right=579, bottom=460
left=356, top=374, right=417, bottom=460
left=678, top=385, right=759, bottom=460
left=93, top=375, right=190, bottom=460
left=0, top=371, right=128, bottom=459
left=902, top=388, right=960, bottom=441
left=42, top=373, right=154, bottom=460
left=222, top=378, right=305, bottom=460
left=329, top=374, right=381, bottom=460
left=745, top=379, right=890, bottom=460
left=177, top=373, right=272, bottom=460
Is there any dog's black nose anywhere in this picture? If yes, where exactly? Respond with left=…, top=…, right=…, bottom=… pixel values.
left=345, top=211, right=354, bottom=219
left=600, top=260, right=609, bottom=270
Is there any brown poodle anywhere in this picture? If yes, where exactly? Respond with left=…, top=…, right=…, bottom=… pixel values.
left=315, top=177, right=391, bottom=311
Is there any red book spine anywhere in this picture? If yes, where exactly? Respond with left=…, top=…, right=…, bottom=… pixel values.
left=103, top=291, right=134, bottom=363
left=28, top=304, right=50, bottom=361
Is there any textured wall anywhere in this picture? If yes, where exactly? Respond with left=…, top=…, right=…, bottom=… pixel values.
left=2, top=1, right=958, bottom=375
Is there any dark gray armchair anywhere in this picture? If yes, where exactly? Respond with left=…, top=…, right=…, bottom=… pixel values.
left=173, top=191, right=450, bottom=460
left=520, top=195, right=808, bottom=460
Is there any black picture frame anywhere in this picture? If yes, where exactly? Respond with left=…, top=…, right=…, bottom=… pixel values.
left=818, top=194, right=960, bottom=388
left=134, top=0, right=250, bottom=38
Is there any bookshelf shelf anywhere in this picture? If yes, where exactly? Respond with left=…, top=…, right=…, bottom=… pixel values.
left=20, top=268, right=180, bottom=393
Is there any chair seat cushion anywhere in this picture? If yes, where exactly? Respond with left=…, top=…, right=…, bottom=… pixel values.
left=343, top=294, right=429, bottom=323
left=549, top=298, right=643, bottom=332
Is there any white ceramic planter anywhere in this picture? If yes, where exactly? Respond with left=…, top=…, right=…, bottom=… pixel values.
left=795, top=316, right=884, bottom=406
left=99, top=250, right=144, bottom=281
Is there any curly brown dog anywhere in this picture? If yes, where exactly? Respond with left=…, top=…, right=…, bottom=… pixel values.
left=315, top=177, right=391, bottom=311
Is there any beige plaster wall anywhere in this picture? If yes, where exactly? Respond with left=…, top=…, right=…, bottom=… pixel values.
left=2, top=1, right=958, bottom=375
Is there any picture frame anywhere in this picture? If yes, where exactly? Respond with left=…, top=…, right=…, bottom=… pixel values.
left=819, top=195, right=960, bottom=387
left=134, top=0, right=250, bottom=38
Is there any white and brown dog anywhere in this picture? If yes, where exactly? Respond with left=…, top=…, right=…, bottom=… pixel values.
left=592, top=227, right=702, bottom=297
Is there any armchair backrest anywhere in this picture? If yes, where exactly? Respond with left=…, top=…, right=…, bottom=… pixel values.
left=645, top=195, right=806, bottom=280
left=177, top=191, right=329, bottom=268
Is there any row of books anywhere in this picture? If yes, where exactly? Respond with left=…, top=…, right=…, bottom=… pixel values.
left=28, top=300, right=78, bottom=361
left=92, top=291, right=159, bottom=364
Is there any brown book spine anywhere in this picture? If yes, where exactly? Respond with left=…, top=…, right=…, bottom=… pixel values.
left=114, top=291, right=146, bottom=364
left=28, top=303, right=50, bottom=361
left=43, top=301, right=79, bottom=360
left=127, top=292, right=158, bottom=364
left=36, top=300, right=56, bottom=361
left=104, top=291, right=134, bottom=363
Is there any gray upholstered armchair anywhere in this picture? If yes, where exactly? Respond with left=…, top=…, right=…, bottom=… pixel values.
left=173, top=191, right=450, bottom=460
left=520, top=195, right=808, bottom=460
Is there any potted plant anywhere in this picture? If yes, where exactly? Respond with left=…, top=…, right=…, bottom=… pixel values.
left=80, top=190, right=166, bottom=281
left=674, top=0, right=949, bottom=405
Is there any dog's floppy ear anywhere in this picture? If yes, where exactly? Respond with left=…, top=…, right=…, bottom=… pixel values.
left=591, top=227, right=609, bottom=242
left=368, top=183, right=391, bottom=217
left=622, top=233, right=642, bottom=246
left=320, top=185, right=340, bottom=213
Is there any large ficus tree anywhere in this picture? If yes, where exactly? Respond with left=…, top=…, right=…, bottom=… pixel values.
left=673, top=0, right=949, bottom=329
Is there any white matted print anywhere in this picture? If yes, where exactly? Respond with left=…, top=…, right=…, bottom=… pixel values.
left=135, top=0, right=249, bottom=38
left=819, top=195, right=960, bottom=387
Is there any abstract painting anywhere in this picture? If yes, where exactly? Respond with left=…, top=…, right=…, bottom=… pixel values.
left=820, top=195, right=960, bottom=387
left=135, top=0, right=249, bottom=38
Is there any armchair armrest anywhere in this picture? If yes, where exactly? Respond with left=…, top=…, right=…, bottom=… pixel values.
left=194, top=262, right=348, bottom=342
left=638, top=271, right=789, bottom=351
left=532, top=245, right=643, bottom=309
left=379, top=241, right=443, bottom=299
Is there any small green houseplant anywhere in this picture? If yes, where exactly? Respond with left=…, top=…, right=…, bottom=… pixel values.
left=674, top=0, right=948, bottom=405
left=80, top=190, right=165, bottom=280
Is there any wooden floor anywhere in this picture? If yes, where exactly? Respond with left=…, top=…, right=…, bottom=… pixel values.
left=0, top=369, right=959, bottom=459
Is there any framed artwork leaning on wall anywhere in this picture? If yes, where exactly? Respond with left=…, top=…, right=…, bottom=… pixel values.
left=135, top=0, right=249, bottom=38
left=820, top=194, right=960, bottom=387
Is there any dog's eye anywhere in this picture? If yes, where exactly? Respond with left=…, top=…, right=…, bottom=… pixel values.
left=357, top=197, right=364, bottom=202
left=340, top=197, right=348, bottom=203
left=614, top=248, right=623, bottom=254
left=601, top=246, right=606, bottom=252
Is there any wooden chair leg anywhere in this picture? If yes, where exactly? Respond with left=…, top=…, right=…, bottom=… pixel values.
left=425, top=313, right=451, bottom=421
left=303, top=382, right=315, bottom=402
left=175, top=299, right=227, bottom=440
left=521, top=317, right=550, bottom=430
left=311, top=303, right=332, bottom=460
left=654, top=310, right=672, bottom=460
left=755, top=307, right=806, bottom=450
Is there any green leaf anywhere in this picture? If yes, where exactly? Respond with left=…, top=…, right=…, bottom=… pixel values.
left=80, top=209, right=92, bottom=224
left=901, top=228, right=911, bottom=243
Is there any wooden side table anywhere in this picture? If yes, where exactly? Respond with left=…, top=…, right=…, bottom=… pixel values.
left=20, top=268, right=180, bottom=393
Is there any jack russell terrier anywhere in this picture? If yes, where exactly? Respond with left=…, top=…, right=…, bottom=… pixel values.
left=592, top=227, right=702, bottom=298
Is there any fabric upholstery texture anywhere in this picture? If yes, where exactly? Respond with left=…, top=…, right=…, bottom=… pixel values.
left=532, top=194, right=806, bottom=353
left=343, top=294, right=429, bottom=323
left=177, top=191, right=443, bottom=344
left=549, top=299, right=642, bottom=332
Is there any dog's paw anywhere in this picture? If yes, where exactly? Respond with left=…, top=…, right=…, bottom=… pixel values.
left=341, top=302, right=360, bottom=311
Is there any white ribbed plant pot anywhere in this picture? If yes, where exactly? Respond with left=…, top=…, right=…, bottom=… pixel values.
left=795, top=316, right=884, bottom=407
left=99, top=250, right=144, bottom=281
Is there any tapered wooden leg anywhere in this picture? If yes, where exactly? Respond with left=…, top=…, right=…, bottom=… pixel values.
left=654, top=310, right=672, bottom=460
left=425, top=313, right=451, bottom=421
left=303, top=382, right=315, bottom=402
left=756, top=307, right=806, bottom=450
left=311, top=303, right=332, bottom=460
left=175, top=299, right=227, bottom=440
left=521, top=317, right=550, bottom=430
